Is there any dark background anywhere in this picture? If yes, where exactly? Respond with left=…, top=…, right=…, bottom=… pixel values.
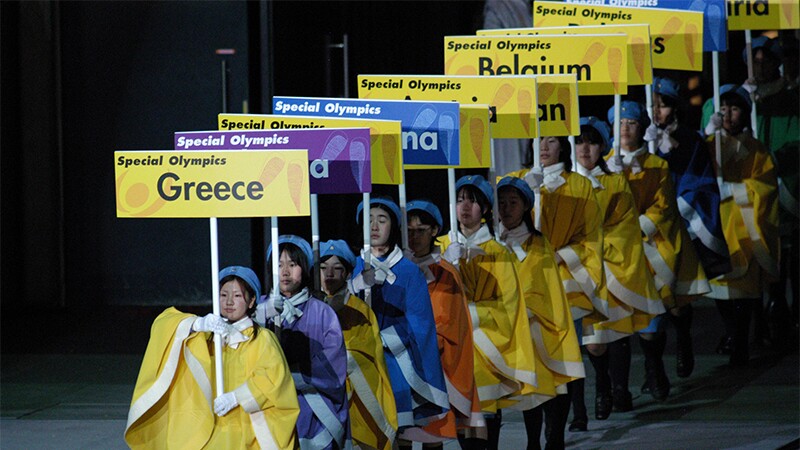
left=0, top=0, right=773, bottom=354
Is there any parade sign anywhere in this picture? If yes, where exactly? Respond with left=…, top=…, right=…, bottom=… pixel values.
left=409, top=104, right=492, bottom=169
left=271, top=96, right=460, bottom=167
left=533, top=1, right=704, bottom=71
left=564, top=0, right=727, bottom=52
left=535, top=74, right=580, bottom=137
left=115, top=149, right=310, bottom=218
left=444, top=34, right=628, bottom=96
left=358, top=74, right=537, bottom=139
left=218, top=113, right=403, bottom=185
left=174, top=128, right=371, bottom=194
left=727, top=0, right=799, bottom=30
left=478, top=24, right=653, bottom=86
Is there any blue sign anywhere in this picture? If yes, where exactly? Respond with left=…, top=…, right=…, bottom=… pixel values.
left=564, top=0, right=727, bottom=52
left=272, top=96, right=460, bottom=166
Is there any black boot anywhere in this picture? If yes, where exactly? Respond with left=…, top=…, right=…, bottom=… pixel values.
left=523, top=406, right=543, bottom=450
left=485, top=410, right=502, bottom=450
left=567, top=379, right=588, bottom=431
left=639, top=333, right=670, bottom=401
left=716, top=300, right=737, bottom=355
left=543, top=394, right=570, bottom=450
left=670, top=305, right=695, bottom=378
left=587, top=351, right=612, bottom=420
left=608, top=337, right=633, bottom=412
left=730, top=299, right=755, bottom=367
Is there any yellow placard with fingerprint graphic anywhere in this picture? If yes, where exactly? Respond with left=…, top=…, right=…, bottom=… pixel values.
left=358, top=74, right=537, bottom=139
left=407, top=104, right=491, bottom=169
left=536, top=74, right=580, bottom=137
left=443, top=34, right=628, bottom=96
left=533, top=1, right=703, bottom=72
left=479, top=24, right=653, bottom=86
left=727, top=0, right=799, bottom=30
left=218, top=113, right=403, bottom=185
left=115, top=150, right=310, bottom=218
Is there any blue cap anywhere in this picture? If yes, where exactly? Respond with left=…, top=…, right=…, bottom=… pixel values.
left=356, top=197, right=401, bottom=224
left=743, top=36, right=783, bottom=63
left=579, top=116, right=611, bottom=151
left=720, top=84, right=753, bottom=110
left=653, top=77, right=680, bottom=100
left=266, top=234, right=314, bottom=271
left=319, top=239, right=356, bottom=268
left=407, top=200, right=443, bottom=229
left=219, top=266, right=261, bottom=301
left=497, top=176, right=534, bottom=208
left=607, top=100, right=650, bottom=129
left=456, top=174, right=493, bottom=205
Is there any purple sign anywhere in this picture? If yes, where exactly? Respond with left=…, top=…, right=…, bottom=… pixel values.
left=174, top=128, right=371, bottom=194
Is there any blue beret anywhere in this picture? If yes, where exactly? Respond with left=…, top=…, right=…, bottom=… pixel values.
left=743, top=36, right=783, bottom=63
left=456, top=174, right=493, bottom=205
left=653, top=76, right=680, bottom=100
left=720, top=84, right=753, bottom=110
left=607, top=100, right=650, bottom=129
left=356, top=197, right=402, bottom=224
left=497, top=176, right=534, bottom=208
left=579, top=116, right=611, bottom=151
left=266, top=234, right=314, bottom=271
left=407, top=199, right=443, bottom=229
left=219, top=266, right=261, bottom=301
left=319, top=239, right=356, bottom=268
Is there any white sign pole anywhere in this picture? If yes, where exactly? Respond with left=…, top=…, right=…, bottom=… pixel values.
left=209, top=218, right=224, bottom=397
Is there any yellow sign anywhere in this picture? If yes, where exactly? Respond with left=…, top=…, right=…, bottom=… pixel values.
left=536, top=74, right=580, bottom=137
left=479, top=24, right=653, bottom=86
left=218, top=113, right=403, bottom=185
left=358, top=74, right=537, bottom=139
left=533, top=1, right=703, bottom=72
left=727, top=0, right=800, bottom=30
left=407, top=104, right=491, bottom=169
left=115, top=150, right=310, bottom=218
left=443, top=34, right=628, bottom=96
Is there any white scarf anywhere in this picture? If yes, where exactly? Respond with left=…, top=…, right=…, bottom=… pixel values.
left=274, top=287, right=309, bottom=326
left=655, top=121, right=680, bottom=155
left=225, top=317, right=253, bottom=349
left=368, top=245, right=404, bottom=285
left=620, top=146, right=647, bottom=174
left=576, top=164, right=605, bottom=189
left=542, top=162, right=567, bottom=192
left=323, top=287, right=349, bottom=312
left=456, top=225, right=491, bottom=262
left=405, top=249, right=438, bottom=284
left=498, top=222, right=530, bottom=262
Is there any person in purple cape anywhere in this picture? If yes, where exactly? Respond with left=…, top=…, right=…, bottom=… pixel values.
left=256, top=235, right=349, bottom=450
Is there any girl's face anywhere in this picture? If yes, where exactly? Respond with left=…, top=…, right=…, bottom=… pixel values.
left=407, top=215, right=437, bottom=257
left=219, top=279, right=254, bottom=322
left=575, top=140, right=602, bottom=171
left=370, top=207, right=393, bottom=248
left=279, top=249, right=304, bottom=297
left=539, top=137, right=562, bottom=167
left=498, top=188, right=527, bottom=230
left=721, top=103, right=744, bottom=134
left=320, top=255, right=348, bottom=296
left=457, top=189, right=484, bottom=231
left=619, top=118, right=642, bottom=150
left=653, top=94, right=675, bottom=126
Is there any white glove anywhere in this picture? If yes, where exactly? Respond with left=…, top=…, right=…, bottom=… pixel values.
left=442, top=242, right=465, bottom=264
left=742, top=78, right=757, bottom=95
left=350, top=267, right=376, bottom=292
left=606, top=155, right=624, bottom=173
left=257, top=294, right=284, bottom=323
left=193, top=313, right=233, bottom=336
left=214, top=392, right=239, bottom=416
left=644, top=123, right=659, bottom=142
left=523, top=167, right=544, bottom=190
left=718, top=182, right=733, bottom=201
left=704, top=112, right=723, bottom=136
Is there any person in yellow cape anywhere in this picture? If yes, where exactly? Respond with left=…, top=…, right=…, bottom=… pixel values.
left=318, top=239, right=398, bottom=450
left=703, top=84, right=780, bottom=367
left=438, top=174, right=537, bottom=450
left=507, top=136, right=606, bottom=433
left=405, top=199, right=487, bottom=449
left=124, top=266, right=300, bottom=449
left=606, top=100, right=709, bottom=402
left=574, top=117, right=666, bottom=425
left=496, top=176, right=584, bottom=449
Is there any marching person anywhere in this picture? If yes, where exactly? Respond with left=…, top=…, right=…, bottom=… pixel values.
left=125, top=266, right=300, bottom=449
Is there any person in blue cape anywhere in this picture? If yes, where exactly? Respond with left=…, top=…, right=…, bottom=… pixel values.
left=350, top=195, right=450, bottom=444
left=256, top=235, right=349, bottom=450
left=646, top=76, right=731, bottom=378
